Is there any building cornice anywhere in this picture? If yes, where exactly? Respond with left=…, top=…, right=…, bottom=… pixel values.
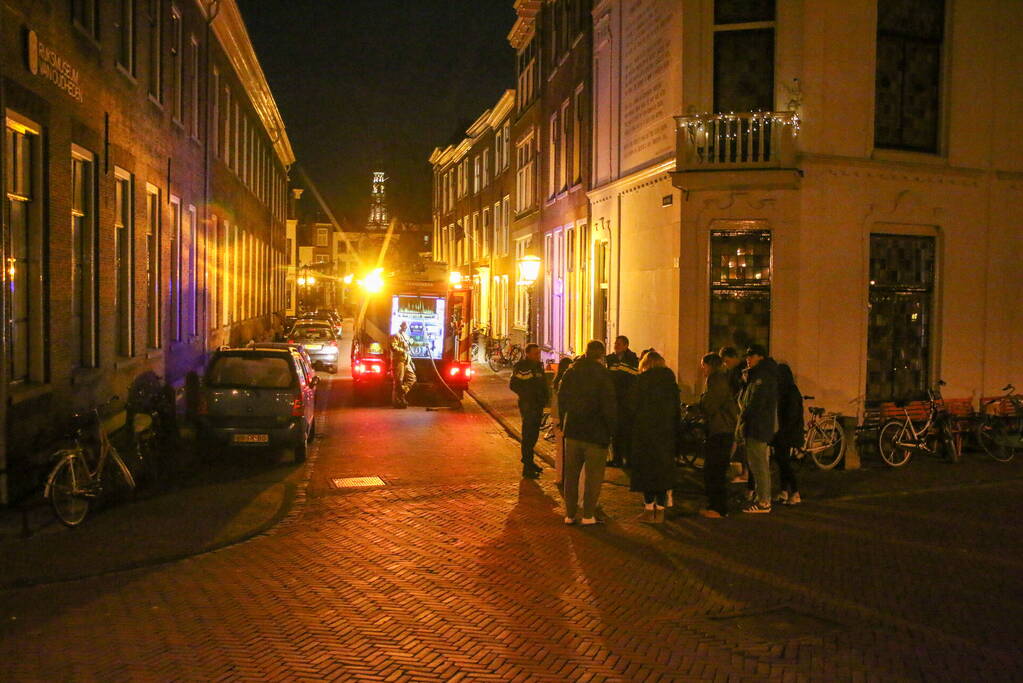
left=508, top=0, right=541, bottom=50
left=487, top=90, right=516, bottom=128
left=202, top=0, right=295, bottom=166
left=588, top=159, right=676, bottom=203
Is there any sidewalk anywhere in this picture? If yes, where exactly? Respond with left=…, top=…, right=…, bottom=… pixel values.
left=0, top=453, right=299, bottom=589
left=466, top=363, right=556, bottom=465
left=467, top=362, right=1023, bottom=512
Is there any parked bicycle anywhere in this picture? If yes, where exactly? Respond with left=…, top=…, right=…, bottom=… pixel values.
left=127, top=373, right=179, bottom=487
left=795, top=396, right=846, bottom=470
left=975, top=384, right=1022, bottom=463
left=487, top=336, right=523, bottom=372
left=676, top=403, right=707, bottom=469
left=469, top=324, right=490, bottom=363
left=877, top=381, right=957, bottom=467
left=45, top=396, right=136, bottom=527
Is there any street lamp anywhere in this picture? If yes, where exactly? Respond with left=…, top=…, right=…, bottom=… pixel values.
left=516, top=255, right=541, bottom=344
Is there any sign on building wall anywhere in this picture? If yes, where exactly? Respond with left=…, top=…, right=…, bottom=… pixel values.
left=620, top=1, right=680, bottom=173
left=26, top=30, right=84, bottom=103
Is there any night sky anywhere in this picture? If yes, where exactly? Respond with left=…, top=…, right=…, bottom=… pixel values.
left=237, top=0, right=516, bottom=226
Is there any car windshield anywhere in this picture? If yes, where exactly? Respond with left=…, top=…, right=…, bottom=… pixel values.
left=207, top=355, right=295, bottom=389
left=293, top=326, right=333, bottom=341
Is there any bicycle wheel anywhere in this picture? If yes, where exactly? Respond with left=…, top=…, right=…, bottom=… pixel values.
left=878, top=421, right=912, bottom=467
left=810, top=422, right=845, bottom=470
left=47, top=452, right=92, bottom=527
left=977, top=415, right=1014, bottom=463
left=937, top=421, right=959, bottom=462
left=487, top=350, right=503, bottom=373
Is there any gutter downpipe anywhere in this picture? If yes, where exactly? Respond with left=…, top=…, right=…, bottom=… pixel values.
left=0, top=1, right=9, bottom=504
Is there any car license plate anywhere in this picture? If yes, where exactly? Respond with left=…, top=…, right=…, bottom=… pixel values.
left=233, top=433, right=269, bottom=444
left=305, top=344, right=322, bottom=350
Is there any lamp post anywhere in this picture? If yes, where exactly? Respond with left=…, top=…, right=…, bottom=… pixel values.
left=516, top=255, right=541, bottom=345
left=296, top=266, right=317, bottom=311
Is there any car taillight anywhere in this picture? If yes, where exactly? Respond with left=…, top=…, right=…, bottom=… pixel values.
left=354, top=362, right=364, bottom=375
left=466, top=367, right=474, bottom=378
left=291, top=395, right=304, bottom=417
left=287, top=339, right=295, bottom=344
left=449, top=366, right=461, bottom=377
left=369, top=363, right=382, bottom=374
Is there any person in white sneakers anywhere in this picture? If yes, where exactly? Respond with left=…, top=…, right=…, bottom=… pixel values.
left=628, top=351, right=680, bottom=524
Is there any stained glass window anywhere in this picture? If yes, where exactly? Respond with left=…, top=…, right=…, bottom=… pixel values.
left=709, top=230, right=771, bottom=353
left=866, top=234, right=935, bottom=401
left=874, top=0, right=945, bottom=152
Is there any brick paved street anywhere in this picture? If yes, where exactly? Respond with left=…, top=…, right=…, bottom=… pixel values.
left=2, top=352, right=1022, bottom=680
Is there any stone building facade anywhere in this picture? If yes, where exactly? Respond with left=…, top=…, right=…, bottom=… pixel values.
left=439, top=0, right=1022, bottom=417
left=0, top=0, right=293, bottom=501
left=595, top=0, right=1023, bottom=414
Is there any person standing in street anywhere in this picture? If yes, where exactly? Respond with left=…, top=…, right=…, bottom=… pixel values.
left=606, top=335, right=639, bottom=468
left=698, top=353, right=738, bottom=518
left=558, top=340, right=617, bottom=525
left=771, top=363, right=804, bottom=506
left=389, top=321, right=416, bottom=408
left=628, top=351, right=679, bottom=524
left=550, top=356, right=573, bottom=485
left=737, top=344, right=779, bottom=513
left=510, top=343, right=549, bottom=479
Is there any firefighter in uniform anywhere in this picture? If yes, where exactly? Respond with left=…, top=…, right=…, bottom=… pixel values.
left=510, top=343, right=549, bottom=479
left=606, top=335, right=640, bottom=467
left=390, top=321, right=417, bottom=408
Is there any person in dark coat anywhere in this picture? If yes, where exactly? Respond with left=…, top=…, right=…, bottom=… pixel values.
left=698, top=353, right=738, bottom=518
left=628, top=350, right=680, bottom=524
left=606, top=335, right=640, bottom=468
left=737, top=344, right=778, bottom=513
left=771, top=363, right=804, bottom=505
left=558, top=340, right=617, bottom=525
left=510, top=343, right=549, bottom=479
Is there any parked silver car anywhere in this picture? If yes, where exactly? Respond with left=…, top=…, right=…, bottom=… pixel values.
left=197, top=348, right=317, bottom=462
left=287, top=323, right=340, bottom=374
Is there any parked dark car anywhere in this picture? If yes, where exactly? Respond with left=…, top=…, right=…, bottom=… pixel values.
left=287, top=322, right=340, bottom=374
left=196, top=348, right=317, bottom=462
left=250, top=342, right=317, bottom=390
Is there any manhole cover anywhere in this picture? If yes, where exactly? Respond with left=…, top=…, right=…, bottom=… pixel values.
left=331, top=476, right=386, bottom=489
left=709, top=607, right=841, bottom=642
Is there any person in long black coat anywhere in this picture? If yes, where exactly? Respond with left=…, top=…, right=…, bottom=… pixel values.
left=771, top=362, right=804, bottom=505
left=629, top=351, right=680, bottom=523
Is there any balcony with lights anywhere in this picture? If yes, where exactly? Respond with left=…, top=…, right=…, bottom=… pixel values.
left=671, top=111, right=802, bottom=192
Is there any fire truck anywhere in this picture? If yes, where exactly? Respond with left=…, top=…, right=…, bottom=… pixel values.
left=350, top=264, right=474, bottom=405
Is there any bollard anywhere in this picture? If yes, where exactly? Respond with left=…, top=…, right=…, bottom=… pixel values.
left=839, top=415, right=861, bottom=470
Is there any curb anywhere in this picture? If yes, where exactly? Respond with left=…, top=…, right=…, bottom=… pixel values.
left=1, top=481, right=296, bottom=590
left=467, top=387, right=555, bottom=468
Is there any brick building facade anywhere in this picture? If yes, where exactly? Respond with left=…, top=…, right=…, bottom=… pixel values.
left=0, top=0, right=294, bottom=502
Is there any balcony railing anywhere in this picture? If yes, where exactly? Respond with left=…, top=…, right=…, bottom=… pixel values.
left=674, top=111, right=799, bottom=171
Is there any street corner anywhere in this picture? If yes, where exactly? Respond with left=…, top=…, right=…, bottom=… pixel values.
left=0, top=461, right=298, bottom=589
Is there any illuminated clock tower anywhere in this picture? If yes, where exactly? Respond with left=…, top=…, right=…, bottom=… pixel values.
left=366, top=171, right=389, bottom=231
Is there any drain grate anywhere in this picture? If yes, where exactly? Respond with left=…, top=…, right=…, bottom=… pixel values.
left=709, top=607, right=841, bottom=642
left=331, top=476, right=386, bottom=489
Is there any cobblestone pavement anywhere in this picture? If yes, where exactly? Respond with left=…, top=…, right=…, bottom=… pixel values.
left=2, top=357, right=1022, bottom=680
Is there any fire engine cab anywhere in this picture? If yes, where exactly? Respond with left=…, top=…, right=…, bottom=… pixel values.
left=350, top=265, right=474, bottom=405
